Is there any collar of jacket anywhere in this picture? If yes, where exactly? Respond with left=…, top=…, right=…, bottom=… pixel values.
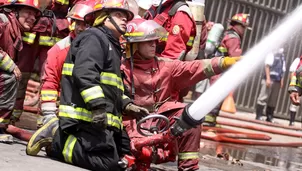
left=6, top=12, right=23, bottom=51
left=98, top=25, right=122, bottom=52
left=131, top=52, right=158, bottom=71
left=229, top=26, right=243, bottom=38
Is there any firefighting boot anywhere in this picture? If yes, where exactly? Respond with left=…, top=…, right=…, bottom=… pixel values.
left=289, top=111, right=296, bottom=126
left=255, top=104, right=264, bottom=120
left=26, top=117, right=59, bottom=156
left=265, top=106, right=275, bottom=123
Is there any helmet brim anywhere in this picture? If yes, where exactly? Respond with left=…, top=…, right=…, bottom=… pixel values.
left=126, top=36, right=160, bottom=43
left=0, top=4, right=42, bottom=16
left=228, top=19, right=252, bottom=30
left=84, top=7, right=134, bottom=24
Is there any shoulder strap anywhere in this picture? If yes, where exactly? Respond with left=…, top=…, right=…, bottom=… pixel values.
left=168, top=0, right=188, bottom=16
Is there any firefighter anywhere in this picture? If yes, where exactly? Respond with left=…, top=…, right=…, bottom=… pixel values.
left=287, top=56, right=301, bottom=126
left=10, top=0, right=82, bottom=124
left=26, top=0, right=150, bottom=170
left=204, top=13, right=250, bottom=126
left=122, top=18, right=240, bottom=171
left=288, top=56, right=302, bottom=124
left=144, top=0, right=196, bottom=60
left=39, top=0, right=95, bottom=127
left=0, top=0, right=42, bottom=142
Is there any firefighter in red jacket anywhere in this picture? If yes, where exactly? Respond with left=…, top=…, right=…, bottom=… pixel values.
left=0, top=0, right=42, bottom=142
left=122, top=18, right=240, bottom=171
left=144, top=0, right=196, bottom=60
left=205, top=13, right=250, bottom=126
left=39, top=0, right=94, bottom=126
left=10, top=0, right=82, bottom=123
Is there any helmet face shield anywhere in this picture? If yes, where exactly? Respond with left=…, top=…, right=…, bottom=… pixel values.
left=125, top=19, right=167, bottom=43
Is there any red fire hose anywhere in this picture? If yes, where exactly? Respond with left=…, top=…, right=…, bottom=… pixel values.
left=201, top=132, right=302, bottom=147
left=6, top=125, right=33, bottom=142
left=23, top=106, right=38, bottom=113
left=217, top=119, right=302, bottom=138
left=202, top=126, right=271, bottom=140
left=219, top=112, right=302, bottom=131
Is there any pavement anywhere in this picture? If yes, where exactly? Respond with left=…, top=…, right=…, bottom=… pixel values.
left=1, top=111, right=302, bottom=171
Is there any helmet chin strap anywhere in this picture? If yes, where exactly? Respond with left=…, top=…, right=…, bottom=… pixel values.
left=108, top=15, right=126, bottom=35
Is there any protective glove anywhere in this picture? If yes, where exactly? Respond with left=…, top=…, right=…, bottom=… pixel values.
left=220, top=56, right=241, bottom=70
left=91, top=108, right=107, bottom=130
left=124, top=103, right=149, bottom=121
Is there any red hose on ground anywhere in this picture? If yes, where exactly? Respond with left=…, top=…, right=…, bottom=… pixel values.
left=24, top=94, right=39, bottom=106
left=217, top=119, right=302, bottom=138
left=218, top=133, right=271, bottom=140
left=219, top=112, right=302, bottom=131
left=201, top=133, right=302, bottom=147
left=202, top=126, right=271, bottom=140
left=6, top=125, right=33, bottom=142
left=23, top=106, right=38, bottom=113
left=27, top=80, right=40, bottom=89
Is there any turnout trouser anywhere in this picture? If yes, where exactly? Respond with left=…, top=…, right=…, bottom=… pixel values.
left=49, top=124, right=130, bottom=171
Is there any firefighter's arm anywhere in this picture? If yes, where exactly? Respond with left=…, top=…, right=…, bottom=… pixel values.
left=224, top=38, right=242, bottom=56
left=73, top=34, right=107, bottom=111
left=40, top=46, right=61, bottom=118
left=161, top=12, right=195, bottom=60
left=0, top=51, right=16, bottom=73
left=171, top=57, right=239, bottom=90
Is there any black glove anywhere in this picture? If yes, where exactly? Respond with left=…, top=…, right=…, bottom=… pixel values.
left=91, top=108, right=107, bottom=130
left=124, top=103, right=149, bottom=120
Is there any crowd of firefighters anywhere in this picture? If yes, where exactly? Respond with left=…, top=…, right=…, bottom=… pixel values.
left=0, top=0, right=301, bottom=170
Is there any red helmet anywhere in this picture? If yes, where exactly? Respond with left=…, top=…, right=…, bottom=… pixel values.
left=66, top=0, right=95, bottom=21
left=230, top=13, right=250, bottom=27
left=124, top=18, right=167, bottom=43
left=84, top=0, right=134, bottom=24
left=0, top=0, right=43, bottom=16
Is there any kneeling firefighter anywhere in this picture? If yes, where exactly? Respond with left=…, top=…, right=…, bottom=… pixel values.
left=121, top=18, right=241, bottom=171
left=26, top=0, right=150, bottom=170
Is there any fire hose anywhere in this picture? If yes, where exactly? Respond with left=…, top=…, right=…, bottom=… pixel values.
left=219, top=112, right=302, bottom=131
left=202, top=126, right=271, bottom=140
left=201, top=132, right=302, bottom=147
left=6, top=125, right=33, bottom=142
left=216, top=118, right=302, bottom=138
